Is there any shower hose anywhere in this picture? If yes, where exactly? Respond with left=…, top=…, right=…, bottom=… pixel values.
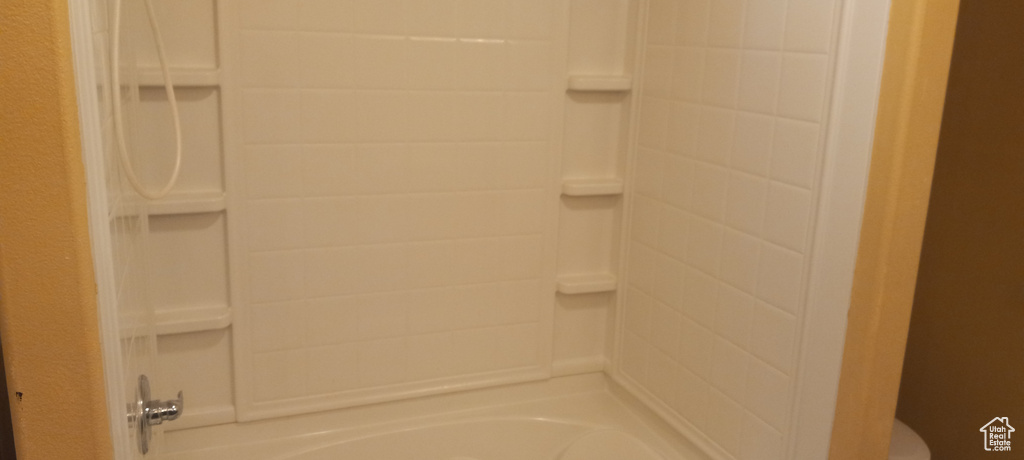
left=111, top=0, right=182, bottom=200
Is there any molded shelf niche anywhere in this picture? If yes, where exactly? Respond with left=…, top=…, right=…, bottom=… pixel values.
left=566, top=75, right=632, bottom=92
left=155, top=305, right=231, bottom=335
left=147, top=190, right=226, bottom=216
left=561, top=178, right=624, bottom=197
left=138, top=68, right=221, bottom=87
left=556, top=273, right=618, bottom=295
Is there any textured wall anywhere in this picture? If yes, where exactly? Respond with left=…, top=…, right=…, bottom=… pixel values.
left=897, top=2, right=1024, bottom=458
left=0, top=1, right=113, bottom=458
left=619, top=0, right=839, bottom=458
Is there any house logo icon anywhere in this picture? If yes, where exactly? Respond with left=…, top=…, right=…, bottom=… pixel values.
left=981, top=417, right=1014, bottom=452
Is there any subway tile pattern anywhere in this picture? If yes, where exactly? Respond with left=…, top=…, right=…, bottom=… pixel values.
left=231, top=0, right=559, bottom=412
left=621, top=0, right=837, bottom=458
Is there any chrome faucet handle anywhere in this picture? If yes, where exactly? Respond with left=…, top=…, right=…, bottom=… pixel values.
left=144, top=390, right=183, bottom=425
left=129, top=375, right=184, bottom=454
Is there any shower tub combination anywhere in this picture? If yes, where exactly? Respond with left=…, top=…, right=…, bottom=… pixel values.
left=163, top=375, right=704, bottom=460
left=71, top=0, right=894, bottom=459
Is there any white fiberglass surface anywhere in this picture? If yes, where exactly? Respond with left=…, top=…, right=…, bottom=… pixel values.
left=223, top=0, right=564, bottom=421
left=288, top=419, right=602, bottom=460
left=558, top=430, right=665, bottom=460
left=162, top=375, right=707, bottom=460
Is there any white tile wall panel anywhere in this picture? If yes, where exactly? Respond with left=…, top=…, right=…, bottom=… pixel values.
left=224, top=0, right=564, bottom=420
left=617, top=0, right=840, bottom=457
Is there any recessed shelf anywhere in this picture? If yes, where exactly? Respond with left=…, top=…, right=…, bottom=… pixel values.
left=566, top=75, right=632, bottom=92
left=147, top=191, right=226, bottom=216
left=155, top=305, right=232, bottom=335
left=562, top=178, right=624, bottom=197
left=138, top=68, right=221, bottom=87
left=556, top=273, right=617, bottom=295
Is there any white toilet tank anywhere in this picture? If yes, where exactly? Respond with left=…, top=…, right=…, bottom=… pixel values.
left=889, top=418, right=930, bottom=460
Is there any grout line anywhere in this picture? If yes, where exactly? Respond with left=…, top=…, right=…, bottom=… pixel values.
left=247, top=231, right=548, bottom=255
left=640, top=93, right=824, bottom=125
left=246, top=186, right=549, bottom=201
left=626, top=238, right=798, bottom=319
left=250, top=274, right=545, bottom=305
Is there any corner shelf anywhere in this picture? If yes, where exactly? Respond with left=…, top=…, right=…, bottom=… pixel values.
left=556, top=273, right=618, bottom=295
left=562, top=178, right=624, bottom=197
left=566, top=75, right=632, bottom=92
left=147, top=191, right=226, bottom=216
left=155, top=305, right=232, bottom=335
left=138, top=68, right=221, bottom=87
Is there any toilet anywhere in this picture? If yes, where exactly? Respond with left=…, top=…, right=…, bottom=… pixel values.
left=889, top=418, right=930, bottom=460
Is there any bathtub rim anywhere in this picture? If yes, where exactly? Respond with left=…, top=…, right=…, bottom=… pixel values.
left=163, top=373, right=708, bottom=460
left=280, top=417, right=636, bottom=460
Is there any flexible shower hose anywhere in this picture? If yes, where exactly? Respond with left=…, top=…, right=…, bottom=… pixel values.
left=111, top=0, right=182, bottom=200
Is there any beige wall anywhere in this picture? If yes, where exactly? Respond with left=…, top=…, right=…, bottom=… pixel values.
left=0, top=1, right=113, bottom=459
left=896, top=2, right=1024, bottom=459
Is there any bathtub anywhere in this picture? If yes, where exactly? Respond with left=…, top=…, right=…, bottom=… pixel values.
left=286, top=420, right=661, bottom=460
left=163, top=374, right=710, bottom=460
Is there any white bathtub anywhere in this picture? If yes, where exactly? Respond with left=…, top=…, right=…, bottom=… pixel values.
left=163, top=374, right=710, bottom=460
left=287, top=419, right=662, bottom=460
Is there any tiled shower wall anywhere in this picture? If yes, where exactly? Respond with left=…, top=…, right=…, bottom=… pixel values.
left=226, top=0, right=565, bottom=419
left=618, top=0, right=838, bottom=458
left=125, top=0, right=630, bottom=431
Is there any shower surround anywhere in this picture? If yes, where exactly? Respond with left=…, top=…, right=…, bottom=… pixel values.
left=76, top=0, right=894, bottom=458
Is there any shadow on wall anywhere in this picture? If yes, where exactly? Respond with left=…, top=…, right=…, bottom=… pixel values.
left=896, top=1, right=1024, bottom=459
left=0, top=336, right=14, bottom=460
